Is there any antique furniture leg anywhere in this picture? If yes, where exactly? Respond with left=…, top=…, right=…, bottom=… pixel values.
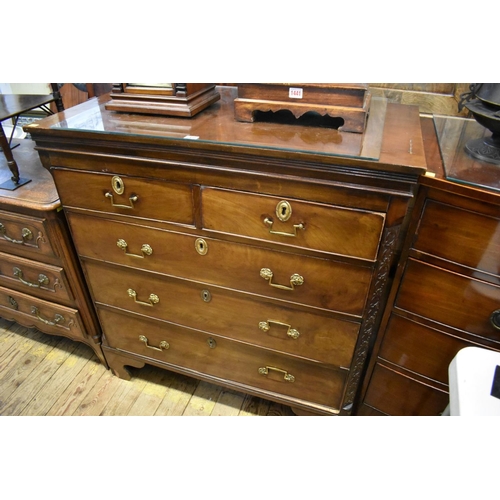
left=0, top=125, right=20, bottom=183
left=103, top=347, right=146, bottom=380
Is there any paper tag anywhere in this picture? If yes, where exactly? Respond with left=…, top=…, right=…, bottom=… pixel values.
left=289, top=87, right=303, bottom=99
left=184, top=135, right=199, bottom=140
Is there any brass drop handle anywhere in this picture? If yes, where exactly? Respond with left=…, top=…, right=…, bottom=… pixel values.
left=490, top=309, right=500, bottom=330
left=263, top=218, right=305, bottom=237
left=139, top=335, right=169, bottom=351
left=127, top=288, right=159, bottom=307
left=13, top=267, right=50, bottom=288
left=0, top=223, right=33, bottom=245
left=105, top=191, right=139, bottom=209
left=31, top=306, right=65, bottom=326
left=260, top=268, right=304, bottom=291
left=259, top=320, right=300, bottom=340
left=117, top=239, right=153, bottom=258
left=258, top=366, right=295, bottom=383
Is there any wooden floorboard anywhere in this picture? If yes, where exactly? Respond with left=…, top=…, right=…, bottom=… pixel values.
left=0, top=321, right=295, bottom=416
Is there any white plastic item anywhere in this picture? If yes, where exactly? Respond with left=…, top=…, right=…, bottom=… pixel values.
left=448, top=346, right=500, bottom=416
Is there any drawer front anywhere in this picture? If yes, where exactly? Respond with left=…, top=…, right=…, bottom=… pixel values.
left=201, top=187, right=385, bottom=260
left=71, top=216, right=371, bottom=315
left=379, top=314, right=481, bottom=385
left=396, top=259, right=500, bottom=342
left=0, top=252, right=73, bottom=304
left=0, top=210, right=56, bottom=259
left=52, top=169, right=194, bottom=225
left=0, top=285, right=86, bottom=341
left=99, top=307, right=348, bottom=411
left=414, top=200, right=500, bottom=277
left=83, top=260, right=359, bottom=367
left=363, top=363, right=449, bottom=416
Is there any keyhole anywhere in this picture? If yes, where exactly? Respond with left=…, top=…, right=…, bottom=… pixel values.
left=112, top=175, right=125, bottom=195
left=276, top=200, right=292, bottom=222
left=195, top=238, right=208, bottom=255
left=201, top=289, right=212, bottom=302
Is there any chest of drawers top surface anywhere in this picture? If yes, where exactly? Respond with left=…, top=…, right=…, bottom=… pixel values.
left=27, top=86, right=427, bottom=178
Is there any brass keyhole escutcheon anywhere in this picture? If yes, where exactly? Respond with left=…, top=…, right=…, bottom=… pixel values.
left=201, top=289, right=212, bottom=303
left=207, top=337, right=217, bottom=349
left=111, top=175, right=125, bottom=195
left=276, top=200, right=292, bottom=222
left=195, top=238, right=208, bottom=255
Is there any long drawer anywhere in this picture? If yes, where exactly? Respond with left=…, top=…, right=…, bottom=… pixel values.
left=0, top=251, right=73, bottom=305
left=98, top=307, right=348, bottom=411
left=201, top=187, right=385, bottom=260
left=362, top=363, right=449, bottom=416
left=378, top=314, right=486, bottom=385
left=0, top=285, right=87, bottom=341
left=83, top=259, right=359, bottom=367
left=395, top=259, right=500, bottom=343
left=0, top=210, right=57, bottom=259
left=70, top=215, right=372, bottom=315
left=52, top=169, right=195, bottom=225
left=413, top=199, right=500, bottom=277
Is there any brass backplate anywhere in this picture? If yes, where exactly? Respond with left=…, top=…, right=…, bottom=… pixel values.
left=111, top=175, right=125, bottom=195
left=276, top=200, right=292, bottom=222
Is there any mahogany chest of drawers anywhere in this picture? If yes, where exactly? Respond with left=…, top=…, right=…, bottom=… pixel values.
left=358, top=116, right=500, bottom=415
left=0, top=140, right=104, bottom=364
left=28, top=87, right=427, bottom=415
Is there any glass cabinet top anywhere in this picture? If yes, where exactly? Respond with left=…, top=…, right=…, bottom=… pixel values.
left=46, top=87, right=387, bottom=162
left=434, top=115, right=500, bottom=194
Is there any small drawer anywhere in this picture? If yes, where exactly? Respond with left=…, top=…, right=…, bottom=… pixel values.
left=363, top=363, right=449, bottom=416
left=83, top=260, right=359, bottom=367
left=201, top=188, right=385, bottom=260
left=395, top=259, right=500, bottom=343
left=52, top=169, right=194, bottom=225
left=99, top=307, right=348, bottom=412
left=414, top=200, right=500, bottom=277
left=379, top=314, right=480, bottom=385
left=0, top=285, right=87, bottom=341
left=0, top=252, right=73, bottom=304
left=0, top=210, right=56, bottom=259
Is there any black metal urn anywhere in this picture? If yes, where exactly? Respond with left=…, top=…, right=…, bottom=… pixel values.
left=459, top=83, right=500, bottom=165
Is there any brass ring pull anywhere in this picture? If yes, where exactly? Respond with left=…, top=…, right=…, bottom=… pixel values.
left=0, top=223, right=33, bottom=245
left=31, top=306, right=65, bottom=326
left=117, top=239, right=153, bottom=258
left=13, top=267, right=50, bottom=288
left=260, top=268, right=304, bottom=291
left=490, top=309, right=500, bottom=330
left=139, top=335, right=169, bottom=351
left=258, top=366, right=295, bottom=383
left=127, top=288, right=159, bottom=306
left=259, top=320, right=300, bottom=340
left=105, top=191, right=138, bottom=209
left=263, top=218, right=305, bottom=237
